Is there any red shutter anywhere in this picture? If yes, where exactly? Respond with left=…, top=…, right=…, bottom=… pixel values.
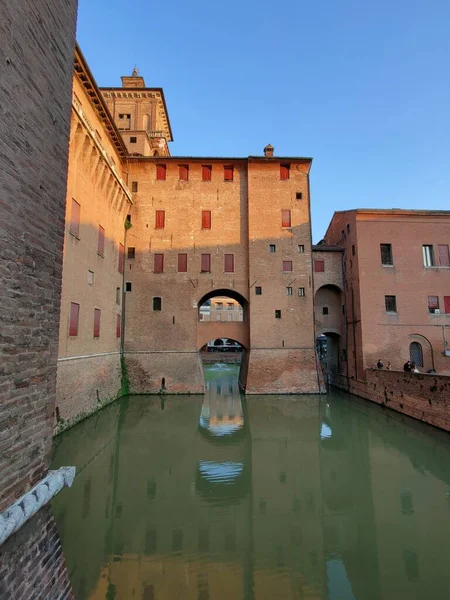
left=97, top=225, right=105, bottom=256
left=282, top=260, right=293, bottom=272
left=69, top=303, right=79, bottom=336
left=445, top=297, right=450, bottom=314
left=224, top=165, right=234, bottom=181
left=156, top=164, right=166, bottom=180
left=155, top=210, right=165, bottom=229
left=280, top=164, right=290, bottom=180
left=93, top=308, right=101, bottom=338
left=118, top=243, right=124, bottom=274
left=224, top=254, right=234, bottom=273
left=281, top=209, right=291, bottom=228
left=70, top=199, right=80, bottom=237
left=178, top=253, right=188, bottom=272
left=314, top=260, right=325, bottom=272
left=116, top=314, right=121, bottom=338
left=202, top=165, right=212, bottom=181
left=154, top=253, right=164, bottom=273
left=202, top=210, right=211, bottom=229
left=438, top=245, right=450, bottom=266
left=179, top=164, right=189, bottom=181
left=201, top=254, right=211, bottom=272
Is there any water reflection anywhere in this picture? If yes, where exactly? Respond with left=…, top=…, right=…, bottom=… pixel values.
left=51, top=365, right=450, bottom=599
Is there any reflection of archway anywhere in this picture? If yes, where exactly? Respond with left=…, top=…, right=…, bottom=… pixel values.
left=317, top=332, right=341, bottom=374
left=198, top=288, right=248, bottom=320
left=408, top=334, right=434, bottom=370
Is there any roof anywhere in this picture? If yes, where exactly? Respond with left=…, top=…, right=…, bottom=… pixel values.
left=126, top=155, right=312, bottom=162
left=312, top=245, right=344, bottom=252
left=333, top=208, right=450, bottom=217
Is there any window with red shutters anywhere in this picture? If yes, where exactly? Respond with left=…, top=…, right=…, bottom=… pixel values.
left=97, top=225, right=105, bottom=256
left=202, top=165, right=212, bottom=181
left=70, top=199, right=81, bottom=237
left=178, top=253, right=188, bottom=272
left=438, top=244, right=450, bottom=266
left=69, top=302, right=80, bottom=336
left=179, top=164, right=189, bottom=181
left=201, top=253, right=211, bottom=272
left=156, top=164, right=166, bottom=180
left=224, top=165, right=234, bottom=181
left=118, top=243, right=125, bottom=274
left=280, top=164, right=290, bottom=180
left=281, top=209, right=291, bottom=228
left=93, top=308, right=101, bottom=338
left=155, top=210, right=165, bottom=229
left=154, top=253, right=164, bottom=273
left=202, top=210, right=211, bottom=229
left=224, top=254, right=234, bottom=273
left=314, top=260, right=325, bottom=272
left=445, top=296, right=450, bottom=314
left=282, top=260, right=293, bottom=272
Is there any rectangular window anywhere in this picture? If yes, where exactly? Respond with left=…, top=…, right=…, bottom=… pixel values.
left=131, top=181, right=138, bottom=192
left=314, top=260, right=325, bottom=273
left=280, top=164, right=290, bottom=180
left=428, top=296, right=439, bottom=313
left=202, top=165, right=212, bottom=181
left=282, top=260, right=293, bottom=272
left=269, top=244, right=276, bottom=253
left=423, top=245, right=434, bottom=267
left=69, top=302, right=80, bottom=336
left=118, top=243, right=125, bottom=274
left=116, top=314, right=121, bottom=338
left=216, top=302, right=223, bottom=310
left=227, top=302, right=233, bottom=310
left=224, top=165, right=234, bottom=181
left=323, top=306, right=329, bottom=315
left=130, top=136, right=137, bottom=143
left=216, top=312, right=222, bottom=321
left=385, top=295, right=397, bottom=313
left=97, top=225, right=105, bottom=256
left=126, top=214, right=131, bottom=224
left=445, top=296, right=450, bottom=314
left=70, top=199, right=81, bottom=237
left=156, top=164, right=166, bottom=181
left=116, top=287, right=121, bottom=305
left=286, top=287, right=292, bottom=296
left=224, top=254, right=234, bottom=273
left=298, top=287, right=305, bottom=297
left=281, top=209, right=291, bottom=228
left=153, top=297, right=162, bottom=311
left=352, top=244, right=355, bottom=256
left=227, top=312, right=233, bottom=321
left=88, top=270, right=94, bottom=285
left=255, top=286, right=262, bottom=295
left=93, top=308, right=101, bottom=338
left=380, top=243, right=393, bottom=266
left=178, top=253, right=187, bottom=272
left=154, top=253, right=164, bottom=273
left=128, top=247, right=135, bottom=259
left=155, top=210, right=165, bottom=229
left=275, top=310, right=282, bottom=318
left=125, top=282, right=132, bottom=292
left=201, top=253, right=211, bottom=272
left=298, top=244, right=305, bottom=253
left=438, top=244, right=450, bottom=266
left=296, top=192, right=302, bottom=200
left=179, top=164, right=189, bottom=181
left=201, top=210, right=211, bottom=229
left=346, top=224, right=350, bottom=233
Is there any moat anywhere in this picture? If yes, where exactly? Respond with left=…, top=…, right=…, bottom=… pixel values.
left=51, top=365, right=450, bottom=599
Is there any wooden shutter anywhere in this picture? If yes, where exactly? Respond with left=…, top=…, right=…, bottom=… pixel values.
left=93, top=308, right=101, bottom=338
left=445, top=296, right=450, bottom=314
left=314, top=260, right=325, bottom=272
left=156, top=164, right=166, bottom=180
left=118, top=243, right=124, bottom=274
left=280, top=164, right=290, bottom=180
left=438, top=245, right=450, bottom=266
left=224, top=165, right=234, bottom=181
left=202, top=165, right=212, bottom=181
left=179, top=164, right=189, bottom=181
left=201, top=253, right=211, bottom=272
left=202, top=210, right=211, bottom=229
left=282, top=260, right=293, bottom=272
left=224, top=254, right=234, bottom=273
left=116, top=314, right=121, bottom=338
left=281, top=209, right=291, bottom=228
left=154, top=253, right=164, bottom=273
left=97, top=225, right=105, bottom=256
left=178, top=253, right=187, bottom=272
left=155, top=210, right=165, bottom=229
left=69, top=302, right=79, bottom=336
left=70, top=199, right=80, bottom=237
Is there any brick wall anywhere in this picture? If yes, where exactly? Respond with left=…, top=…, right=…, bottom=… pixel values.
left=0, top=0, right=77, bottom=509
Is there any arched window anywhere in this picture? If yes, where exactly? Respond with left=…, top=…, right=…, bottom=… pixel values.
left=409, top=342, right=423, bottom=367
left=153, top=297, right=162, bottom=311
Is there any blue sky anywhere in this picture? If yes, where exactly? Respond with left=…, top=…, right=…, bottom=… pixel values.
left=76, top=0, right=450, bottom=241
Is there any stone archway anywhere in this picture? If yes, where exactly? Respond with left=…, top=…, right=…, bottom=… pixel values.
left=407, top=334, right=434, bottom=371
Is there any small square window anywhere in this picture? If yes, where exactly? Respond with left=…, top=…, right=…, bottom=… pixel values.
left=131, top=181, right=138, bottom=192
left=322, top=306, right=329, bottom=315
left=314, top=260, right=325, bottom=273
left=282, top=260, right=293, bottom=272
left=255, top=286, right=262, bottom=295
left=130, top=136, right=137, bottom=143
left=128, top=247, right=135, bottom=259
left=269, top=244, right=276, bottom=253
left=88, top=270, right=94, bottom=285
left=153, top=297, right=162, bottom=311
left=385, top=295, right=397, bottom=313
left=286, top=287, right=292, bottom=296
left=296, top=192, right=303, bottom=200
left=275, top=310, right=282, bottom=319
left=125, top=282, right=132, bottom=292
left=298, top=287, right=305, bottom=297
left=298, top=245, right=305, bottom=253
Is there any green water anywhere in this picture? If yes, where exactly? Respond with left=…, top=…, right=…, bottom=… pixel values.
left=52, top=365, right=450, bottom=600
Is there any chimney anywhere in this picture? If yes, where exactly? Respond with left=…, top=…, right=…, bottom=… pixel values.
left=264, top=144, right=274, bottom=158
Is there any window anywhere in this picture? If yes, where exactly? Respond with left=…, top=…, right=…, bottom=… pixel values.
left=118, top=243, right=124, bottom=274
left=178, top=253, right=187, bottom=272
left=352, top=244, right=355, bottom=256
left=153, top=297, right=162, bottom=311
left=130, top=136, right=137, bottom=143
left=88, top=270, right=94, bottom=285
left=131, top=181, right=138, bottom=192
left=428, top=296, right=439, bottom=313
left=341, top=230, right=345, bottom=239
left=280, top=164, right=290, bottom=180
left=403, top=549, right=419, bottom=580
left=216, top=312, right=222, bottom=321
left=296, top=192, right=302, bottom=200
left=282, top=260, right=293, bottom=272
left=322, top=306, right=329, bottom=315
left=216, top=302, right=223, bottom=310
left=224, top=165, right=234, bottom=181
left=116, top=287, right=120, bottom=305
left=154, top=253, right=164, bottom=273
left=179, top=164, right=189, bottom=181
left=126, top=214, right=131, bottom=224
left=298, top=245, right=305, bottom=253
left=385, top=295, right=397, bottom=313
left=93, top=308, right=101, bottom=338
left=275, top=310, right=282, bottom=318
left=201, top=253, right=211, bottom=272
left=69, top=302, right=80, bottom=336
left=69, top=199, right=81, bottom=237
left=201, top=210, right=211, bottom=229
left=224, top=254, right=234, bottom=273
left=314, top=260, right=325, bottom=273
left=400, top=491, right=414, bottom=515
left=281, top=209, right=291, bottom=228
left=445, top=296, right=450, bottom=314
left=97, top=225, right=105, bottom=256
left=227, top=302, right=233, bottom=310
left=227, top=312, right=233, bottom=321
left=202, top=165, right=212, bottom=181
left=438, top=244, right=450, bottom=266
left=423, top=245, right=434, bottom=267
left=298, top=287, right=305, bottom=296
left=128, top=247, right=135, bottom=259
left=269, top=244, right=276, bottom=253
left=286, top=287, right=293, bottom=296
left=125, top=282, right=132, bottom=292
left=409, top=341, right=423, bottom=366
left=380, top=243, right=393, bottom=266
left=155, top=210, right=165, bottom=229
left=116, top=314, right=121, bottom=338
left=346, top=224, right=350, bottom=233
left=156, top=164, right=166, bottom=180
left=255, top=286, right=262, bottom=295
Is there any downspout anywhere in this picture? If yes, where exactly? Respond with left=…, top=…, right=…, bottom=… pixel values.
left=341, top=249, right=350, bottom=391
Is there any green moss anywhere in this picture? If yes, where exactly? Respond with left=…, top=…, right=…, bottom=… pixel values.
left=119, top=356, right=130, bottom=397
